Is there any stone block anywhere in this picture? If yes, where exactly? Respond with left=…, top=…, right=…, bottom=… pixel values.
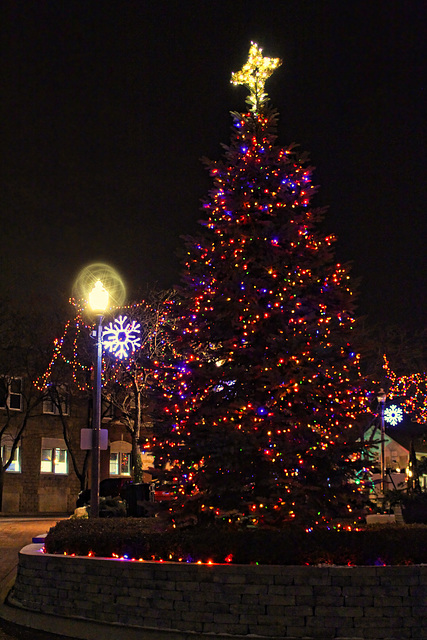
left=342, top=585, right=362, bottom=596
left=331, top=576, right=353, bottom=586
left=182, top=610, right=213, bottom=622
left=251, top=624, right=286, bottom=637
left=345, top=596, right=374, bottom=607
left=382, top=606, right=412, bottom=618
left=212, top=591, right=242, bottom=605
left=243, top=583, right=268, bottom=594
left=244, top=576, right=274, bottom=587
left=261, top=594, right=296, bottom=606
left=307, top=616, right=353, bottom=628
left=140, top=607, right=160, bottom=619
left=316, top=605, right=363, bottom=617
left=175, top=580, right=200, bottom=591
left=238, top=613, right=259, bottom=624
left=355, top=626, right=411, bottom=639
left=155, top=617, right=173, bottom=629
left=222, top=573, right=246, bottom=584
left=312, top=626, right=354, bottom=638
left=307, top=573, right=333, bottom=585
left=313, top=584, right=341, bottom=596
left=74, top=599, right=94, bottom=611
left=115, top=595, right=139, bottom=606
left=272, top=575, right=295, bottom=585
left=295, top=595, right=315, bottom=606
left=315, top=595, right=345, bottom=606
left=213, top=612, right=239, bottom=624
left=268, top=605, right=314, bottom=618
left=363, top=608, right=387, bottom=618
left=374, top=596, right=405, bottom=607
left=241, top=594, right=261, bottom=605
left=267, top=584, right=288, bottom=595
left=156, top=598, right=174, bottom=610
left=202, top=602, right=231, bottom=614
left=285, top=584, right=313, bottom=596
left=380, top=585, right=409, bottom=596
left=199, top=581, right=220, bottom=592
left=353, top=616, right=401, bottom=629
left=353, top=576, right=382, bottom=586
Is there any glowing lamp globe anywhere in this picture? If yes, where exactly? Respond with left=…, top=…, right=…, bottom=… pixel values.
left=73, top=263, right=126, bottom=309
left=88, top=280, right=109, bottom=313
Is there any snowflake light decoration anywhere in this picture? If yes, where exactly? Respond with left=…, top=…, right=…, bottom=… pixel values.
left=384, top=404, right=404, bottom=427
left=102, top=315, right=141, bottom=360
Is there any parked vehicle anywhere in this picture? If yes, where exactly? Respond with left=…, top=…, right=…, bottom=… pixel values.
left=76, top=478, right=132, bottom=507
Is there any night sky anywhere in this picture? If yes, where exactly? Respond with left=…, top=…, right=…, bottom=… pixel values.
left=1, top=1, right=426, bottom=331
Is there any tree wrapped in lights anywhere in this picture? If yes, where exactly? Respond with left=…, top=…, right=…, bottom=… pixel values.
left=152, top=43, right=368, bottom=527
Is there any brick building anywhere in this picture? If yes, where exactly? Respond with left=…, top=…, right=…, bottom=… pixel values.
left=0, top=378, right=146, bottom=514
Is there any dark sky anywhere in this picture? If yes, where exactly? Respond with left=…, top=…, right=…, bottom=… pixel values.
left=1, top=1, right=426, bottom=331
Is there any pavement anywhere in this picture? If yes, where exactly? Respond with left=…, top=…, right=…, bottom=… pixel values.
left=0, top=516, right=74, bottom=640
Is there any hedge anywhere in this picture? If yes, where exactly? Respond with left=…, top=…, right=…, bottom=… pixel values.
left=44, top=519, right=427, bottom=565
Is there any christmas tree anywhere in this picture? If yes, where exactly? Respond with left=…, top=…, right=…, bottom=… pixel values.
left=153, top=44, right=367, bottom=527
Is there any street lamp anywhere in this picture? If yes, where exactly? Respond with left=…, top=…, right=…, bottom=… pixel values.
left=88, top=280, right=109, bottom=518
left=377, top=388, right=387, bottom=494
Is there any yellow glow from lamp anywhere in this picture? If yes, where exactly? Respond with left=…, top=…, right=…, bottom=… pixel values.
left=88, top=280, right=109, bottom=313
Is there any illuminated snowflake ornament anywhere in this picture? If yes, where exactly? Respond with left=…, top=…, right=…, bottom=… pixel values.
left=384, top=404, right=404, bottom=427
left=102, top=315, right=141, bottom=360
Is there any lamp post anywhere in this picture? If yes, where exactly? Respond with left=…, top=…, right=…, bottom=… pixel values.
left=88, top=280, right=109, bottom=518
left=377, top=388, right=387, bottom=495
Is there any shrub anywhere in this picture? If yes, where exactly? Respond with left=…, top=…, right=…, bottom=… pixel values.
left=44, top=520, right=427, bottom=565
left=99, top=496, right=127, bottom=518
left=402, top=493, right=427, bottom=524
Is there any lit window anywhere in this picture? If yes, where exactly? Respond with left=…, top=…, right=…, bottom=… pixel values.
left=40, top=438, right=68, bottom=474
left=43, top=386, right=70, bottom=415
left=1, top=444, right=21, bottom=473
left=0, top=378, right=23, bottom=411
left=109, top=452, right=131, bottom=476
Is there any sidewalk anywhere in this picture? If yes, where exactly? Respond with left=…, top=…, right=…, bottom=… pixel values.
left=0, top=517, right=80, bottom=640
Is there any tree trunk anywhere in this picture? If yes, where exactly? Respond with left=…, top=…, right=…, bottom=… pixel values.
left=131, top=381, right=143, bottom=483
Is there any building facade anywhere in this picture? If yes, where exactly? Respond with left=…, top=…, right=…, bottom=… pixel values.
left=0, top=378, right=145, bottom=514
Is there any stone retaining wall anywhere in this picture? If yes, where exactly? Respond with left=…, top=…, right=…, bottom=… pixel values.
left=10, top=543, right=427, bottom=639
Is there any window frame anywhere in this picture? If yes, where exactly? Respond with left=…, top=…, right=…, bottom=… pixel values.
left=0, top=377, right=23, bottom=412
left=109, top=451, right=132, bottom=477
left=40, top=438, right=68, bottom=475
left=1, top=443, right=21, bottom=473
left=43, top=385, right=70, bottom=416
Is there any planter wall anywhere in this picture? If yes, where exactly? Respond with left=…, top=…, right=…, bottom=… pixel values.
left=10, top=542, right=427, bottom=639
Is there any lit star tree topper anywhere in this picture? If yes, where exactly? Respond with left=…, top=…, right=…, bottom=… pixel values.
left=102, top=315, right=141, bottom=360
left=231, top=41, right=282, bottom=112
